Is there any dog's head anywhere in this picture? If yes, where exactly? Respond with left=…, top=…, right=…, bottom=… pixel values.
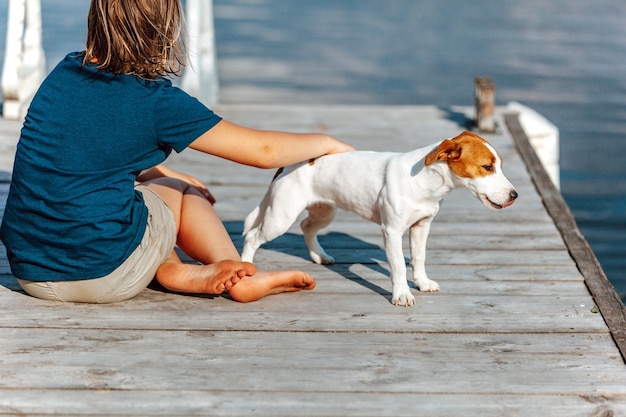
left=425, top=131, right=518, bottom=210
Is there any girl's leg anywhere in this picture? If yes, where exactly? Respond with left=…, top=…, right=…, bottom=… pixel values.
left=145, top=178, right=315, bottom=302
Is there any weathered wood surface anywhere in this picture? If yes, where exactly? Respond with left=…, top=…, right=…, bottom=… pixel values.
left=1, top=105, right=625, bottom=416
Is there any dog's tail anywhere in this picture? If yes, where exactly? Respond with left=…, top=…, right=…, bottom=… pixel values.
left=243, top=204, right=261, bottom=235
left=243, top=170, right=281, bottom=235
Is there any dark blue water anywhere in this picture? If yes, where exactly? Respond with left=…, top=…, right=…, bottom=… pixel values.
left=1, top=1, right=625, bottom=301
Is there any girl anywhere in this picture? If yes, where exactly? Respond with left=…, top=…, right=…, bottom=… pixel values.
left=0, top=0, right=354, bottom=303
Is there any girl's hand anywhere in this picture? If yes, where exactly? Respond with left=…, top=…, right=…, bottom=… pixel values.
left=168, top=170, right=215, bottom=204
left=325, top=140, right=355, bottom=155
left=138, top=165, right=216, bottom=204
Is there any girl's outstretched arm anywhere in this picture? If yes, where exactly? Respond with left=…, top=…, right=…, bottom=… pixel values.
left=189, top=119, right=355, bottom=169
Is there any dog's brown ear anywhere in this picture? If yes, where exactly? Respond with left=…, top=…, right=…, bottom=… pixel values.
left=424, top=139, right=462, bottom=166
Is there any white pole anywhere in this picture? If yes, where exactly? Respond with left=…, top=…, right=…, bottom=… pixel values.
left=181, top=0, right=219, bottom=106
left=2, top=0, right=27, bottom=119
left=1, top=0, right=46, bottom=120
left=23, top=0, right=46, bottom=81
left=508, top=102, right=560, bottom=189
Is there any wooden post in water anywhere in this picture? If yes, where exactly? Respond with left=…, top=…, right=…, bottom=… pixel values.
left=474, top=77, right=495, bottom=132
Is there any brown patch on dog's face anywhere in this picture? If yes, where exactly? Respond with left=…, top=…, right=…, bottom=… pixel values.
left=425, top=131, right=500, bottom=179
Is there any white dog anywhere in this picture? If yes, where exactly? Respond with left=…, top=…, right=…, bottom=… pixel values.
left=242, top=131, right=517, bottom=306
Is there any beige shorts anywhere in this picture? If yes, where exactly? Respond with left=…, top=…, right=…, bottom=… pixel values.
left=18, top=185, right=176, bottom=303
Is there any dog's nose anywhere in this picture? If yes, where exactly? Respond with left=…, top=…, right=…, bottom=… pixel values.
left=510, top=190, right=518, bottom=200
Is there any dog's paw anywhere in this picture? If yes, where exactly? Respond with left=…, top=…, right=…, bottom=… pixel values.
left=415, top=277, right=440, bottom=292
left=310, top=251, right=335, bottom=265
left=392, top=291, right=415, bottom=307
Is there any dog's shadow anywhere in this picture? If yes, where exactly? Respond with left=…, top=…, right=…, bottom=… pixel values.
left=225, top=221, right=414, bottom=303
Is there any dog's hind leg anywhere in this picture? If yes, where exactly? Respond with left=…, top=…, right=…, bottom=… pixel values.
left=301, top=203, right=336, bottom=264
left=242, top=199, right=306, bottom=263
left=241, top=207, right=263, bottom=262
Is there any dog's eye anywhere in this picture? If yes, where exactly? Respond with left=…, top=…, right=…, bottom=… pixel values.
left=482, top=165, right=494, bottom=172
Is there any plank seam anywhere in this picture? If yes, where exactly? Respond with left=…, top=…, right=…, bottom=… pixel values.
left=0, top=326, right=611, bottom=335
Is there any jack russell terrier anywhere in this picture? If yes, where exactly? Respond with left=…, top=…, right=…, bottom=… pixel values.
left=242, top=131, right=518, bottom=306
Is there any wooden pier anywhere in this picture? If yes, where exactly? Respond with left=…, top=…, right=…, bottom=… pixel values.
left=1, top=105, right=625, bottom=416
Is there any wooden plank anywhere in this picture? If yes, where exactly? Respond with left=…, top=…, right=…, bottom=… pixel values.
left=1, top=262, right=585, bottom=295
left=0, top=288, right=606, bottom=333
left=0, top=271, right=594, bottom=302
left=223, top=226, right=568, bottom=251
left=231, top=223, right=563, bottom=243
left=2, top=390, right=625, bottom=417
left=246, top=247, right=577, bottom=266
left=248, top=263, right=586, bottom=282
left=217, top=211, right=559, bottom=235
left=1, top=330, right=625, bottom=394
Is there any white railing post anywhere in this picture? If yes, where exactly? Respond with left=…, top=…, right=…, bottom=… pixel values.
left=181, top=0, right=219, bottom=106
left=508, top=102, right=560, bottom=189
left=1, top=0, right=46, bottom=120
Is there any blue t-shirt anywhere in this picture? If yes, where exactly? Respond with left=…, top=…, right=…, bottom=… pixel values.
left=0, top=53, right=222, bottom=281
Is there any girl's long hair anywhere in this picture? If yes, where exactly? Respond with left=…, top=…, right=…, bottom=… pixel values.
left=84, top=0, right=187, bottom=79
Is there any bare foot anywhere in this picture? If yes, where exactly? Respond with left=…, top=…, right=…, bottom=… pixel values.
left=156, top=260, right=257, bottom=294
left=228, top=269, right=316, bottom=303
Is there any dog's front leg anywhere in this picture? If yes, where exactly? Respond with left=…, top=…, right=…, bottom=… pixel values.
left=382, top=225, right=415, bottom=306
left=409, top=219, right=440, bottom=292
